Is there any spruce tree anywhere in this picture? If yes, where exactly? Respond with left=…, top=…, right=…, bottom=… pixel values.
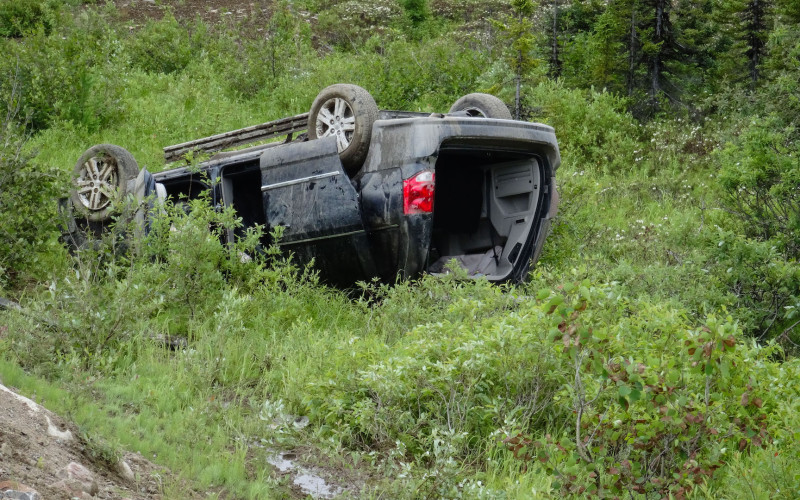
left=494, top=0, right=539, bottom=119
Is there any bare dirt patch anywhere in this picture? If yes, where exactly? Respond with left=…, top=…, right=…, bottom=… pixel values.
left=0, top=382, right=195, bottom=499
left=115, top=0, right=277, bottom=30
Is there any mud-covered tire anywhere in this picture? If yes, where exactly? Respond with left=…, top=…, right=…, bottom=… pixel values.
left=59, top=198, right=113, bottom=254
left=70, top=144, right=139, bottom=222
left=308, top=84, right=378, bottom=175
left=449, top=93, right=513, bottom=120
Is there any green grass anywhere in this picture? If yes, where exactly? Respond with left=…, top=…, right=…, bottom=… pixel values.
left=1, top=1, right=799, bottom=498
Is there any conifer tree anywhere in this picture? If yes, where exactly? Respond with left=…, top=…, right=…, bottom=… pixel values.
left=494, top=0, right=539, bottom=119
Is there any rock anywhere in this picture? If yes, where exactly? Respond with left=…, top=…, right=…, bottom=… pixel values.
left=0, top=480, right=41, bottom=500
left=51, top=462, right=99, bottom=497
left=0, top=297, right=22, bottom=311
left=117, top=459, right=135, bottom=482
left=0, top=385, right=39, bottom=414
left=45, top=416, right=74, bottom=442
left=49, top=479, right=94, bottom=499
left=1, top=491, right=42, bottom=500
left=0, top=442, right=11, bottom=457
left=293, top=416, right=310, bottom=429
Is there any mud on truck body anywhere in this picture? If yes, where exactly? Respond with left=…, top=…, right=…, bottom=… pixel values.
left=62, top=85, right=560, bottom=286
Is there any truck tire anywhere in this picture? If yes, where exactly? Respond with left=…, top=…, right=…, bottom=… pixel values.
left=70, top=144, right=140, bottom=222
left=449, top=93, right=513, bottom=120
left=308, top=84, right=378, bottom=175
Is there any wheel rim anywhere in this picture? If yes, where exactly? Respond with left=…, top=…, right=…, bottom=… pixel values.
left=315, top=97, right=356, bottom=153
left=75, top=155, right=119, bottom=212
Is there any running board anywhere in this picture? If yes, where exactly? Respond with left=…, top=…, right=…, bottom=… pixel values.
left=163, top=112, right=310, bottom=163
left=162, top=110, right=431, bottom=163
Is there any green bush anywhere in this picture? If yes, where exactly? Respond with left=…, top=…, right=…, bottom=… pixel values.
left=0, top=0, right=56, bottom=38
left=309, top=277, right=562, bottom=457
left=315, top=0, right=402, bottom=48
left=717, top=116, right=799, bottom=258
left=712, top=116, right=799, bottom=340
left=302, top=276, right=793, bottom=497
left=0, top=120, right=63, bottom=287
left=127, top=13, right=205, bottom=75
left=699, top=353, right=800, bottom=498
left=8, top=194, right=266, bottom=369
left=401, top=0, right=429, bottom=27
left=525, top=82, right=641, bottom=175
left=709, top=229, right=800, bottom=342
left=219, top=2, right=313, bottom=98
left=0, top=7, right=124, bottom=131
left=527, top=283, right=779, bottom=497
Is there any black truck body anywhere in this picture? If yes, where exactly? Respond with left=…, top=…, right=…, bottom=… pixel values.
left=65, top=87, right=560, bottom=286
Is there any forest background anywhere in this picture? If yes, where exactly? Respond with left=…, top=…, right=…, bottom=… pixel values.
left=0, top=0, right=799, bottom=497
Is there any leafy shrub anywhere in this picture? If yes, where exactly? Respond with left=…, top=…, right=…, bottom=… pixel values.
left=306, top=276, right=790, bottom=497
left=717, top=116, right=799, bottom=258
left=0, top=0, right=56, bottom=38
left=708, top=357, right=800, bottom=499
left=307, top=276, right=563, bottom=465
left=10, top=193, right=266, bottom=370
left=315, top=0, right=402, bottom=48
left=709, top=229, right=800, bottom=342
left=509, top=283, right=780, bottom=498
left=127, top=14, right=205, bottom=74
left=401, top=0, right=429, bottom=27
left=712, top=116, right=799, bottom=340
left=362, top=36, right=489, bottom=110
left=0, top=7, right=124, bottom=131
left=525, top=81, right=641, bottom=174
left=220, top=2, right=313, bottom=98
left=0, top=119, right=63, bottom=287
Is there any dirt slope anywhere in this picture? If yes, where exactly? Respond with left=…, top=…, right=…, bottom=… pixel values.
left=0, top=382, right=182, bottom=499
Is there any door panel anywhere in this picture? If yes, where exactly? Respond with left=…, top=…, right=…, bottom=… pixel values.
left=259, top=136, right=376, bottom=284
left=260, top=136, right=363, bottom=242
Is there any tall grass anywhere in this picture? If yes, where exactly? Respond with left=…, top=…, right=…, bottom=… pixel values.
left=1, top=1, right=798, bottom=498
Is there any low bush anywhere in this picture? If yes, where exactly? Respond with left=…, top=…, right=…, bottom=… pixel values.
left=219, top=1, right=313, bottom=98
left=712, top=115, right=800, bottom=341
left=524, top=283, right=779, bottom=498
left=717, top=116, right=799, bottom=259
left=524, top=82, right=641, bottom=175
left=299, top=274, right=792, bottom=497
left=0, top=119, right=63, bottom=288
left=315, top=0, right=402, bottom=49
left=9, top=194, right=266, bottom=369
left=309, top=277, right=562, bottom=458
left=127, top=13, right=206, bottom=75
left=0, top=0, right=57, bottom=38
left=0, top=6, right=124, bottom=131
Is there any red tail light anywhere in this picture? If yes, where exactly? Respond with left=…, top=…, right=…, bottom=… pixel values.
left=403, top=170, right=435, bottom=214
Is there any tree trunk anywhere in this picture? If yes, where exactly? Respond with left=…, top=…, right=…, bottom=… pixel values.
left=651, top=0, right=665, bottom=99
left=628, top=7, right=636, bottom=96
left=747, top=0, right=763, bottom=87
left=550, top=0, right=561, bottom=77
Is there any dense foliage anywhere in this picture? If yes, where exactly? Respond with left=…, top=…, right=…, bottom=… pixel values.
left=0, top=0, right=798, bottom=498
left=0, top=118, right=63, bottom=288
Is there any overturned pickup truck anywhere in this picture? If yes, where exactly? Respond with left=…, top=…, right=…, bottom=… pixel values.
left=63, top=84, right=560, bottom=286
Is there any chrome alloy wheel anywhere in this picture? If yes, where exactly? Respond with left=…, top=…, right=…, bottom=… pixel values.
left=314, top=97, right=356, bottom=153
left=74, top=156, right=120, bottom=212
